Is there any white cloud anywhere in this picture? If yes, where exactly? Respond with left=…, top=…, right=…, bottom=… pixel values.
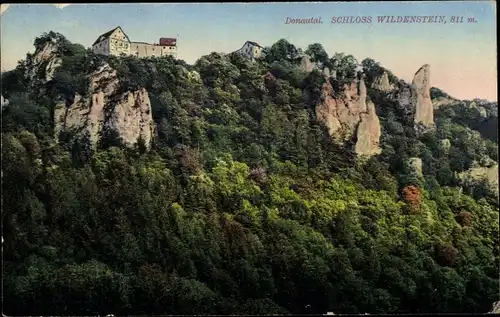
left=0, top=4, right=9, bottom=15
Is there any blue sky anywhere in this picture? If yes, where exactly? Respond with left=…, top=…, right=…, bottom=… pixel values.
left=0, top=2, right=497, bottom=101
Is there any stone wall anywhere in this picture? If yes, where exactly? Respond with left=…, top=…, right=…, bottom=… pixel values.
left=130, top=42, right=177, bottom=58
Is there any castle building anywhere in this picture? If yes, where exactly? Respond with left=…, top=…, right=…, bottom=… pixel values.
left=233, top=41, right=264, bottom=61
left=92, top=26, right=131, bottom=56
left=91, top=26, right=178, bottom=58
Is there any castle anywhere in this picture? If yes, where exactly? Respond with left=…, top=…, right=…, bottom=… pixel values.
left=232, top=40, right=264, bottom=61
left=92, top=26, right=265, bottom=62
left=91, top=26, right=178, bottom=58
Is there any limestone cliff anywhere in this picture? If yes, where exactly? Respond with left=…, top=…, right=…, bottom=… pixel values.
left=391, top=80, right=414, bottom=118
left=371, top=71, right=394, bottom=92
left=412, top=64, right=434, bottom=127
left=355, top=100, right=382, bottom=156
left=391, top=65, right=435, bottom=130
left=25, top=38, right=62, bottom=86
left=19, top=36, right=155, bottom=150
left=53, top=64, right=154, bottom=148
left=316, top=76, right=381, bottom=156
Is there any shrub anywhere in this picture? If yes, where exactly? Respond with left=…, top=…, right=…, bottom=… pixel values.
left=456, top=211, right=473, bottom=227
left=435, top=243, right=459, bottom=267
left=402, top=185, right=422, bottom=212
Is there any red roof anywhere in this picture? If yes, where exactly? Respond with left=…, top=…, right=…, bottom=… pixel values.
left=159, top=38, right=177, bottom=46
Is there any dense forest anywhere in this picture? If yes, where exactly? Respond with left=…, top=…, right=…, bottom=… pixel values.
left=1, top=32, right=499, bottom=315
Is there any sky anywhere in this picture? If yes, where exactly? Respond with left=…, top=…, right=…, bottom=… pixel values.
left=0, top=2, right=497, bottom=101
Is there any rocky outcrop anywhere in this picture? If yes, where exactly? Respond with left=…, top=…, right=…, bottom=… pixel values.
left=433, top=96, right=457, bottom=109
left=478, top=106, right=488, bottom=118
left=391, top=65, right=435, bottom=131
left=323, top=67, right=331, bottom=78
left=300, top=55, right=315, bottom=73
left=393, top=80, right=414, bottom=117
left=472, top=99, right=498, bottom=117
left=18, top=31, right=154, bottom=150
left=412, top=64, right=434, bottom=127
left=316, top=76, right=381, bottom=157
left=489, top=301, right=500, bottom=314
left=105, top=88, right=154, bottom=147
left=458, top=164, right=499, bottom=197
left=371, top=71, right=394, bottom=92
left=355, top=100, right=382, bottom=156
left=440, top=139, right=451, bottom=153
left=468, top=101, right=489, bottom=118
left=331, top=69, right=337, bottom=80
left=408, top=157, right=423, bottom=177
left=25, top=39, right=62, bottom=86
left=1, top=95, right=8, bottom=109
left=54, top=63, right=154, bottom=149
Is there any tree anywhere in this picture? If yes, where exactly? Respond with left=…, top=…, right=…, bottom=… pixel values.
left=3, top=31, right=499, bottom=316
left=264, top=39, right=300, bottom=63
left=305, top=43, right=329, bottom=66
left=330, top=53, right=358, bottom=85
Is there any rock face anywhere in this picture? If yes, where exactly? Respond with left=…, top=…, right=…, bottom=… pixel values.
left=25, top=39, right=62, bottom=86
left=408, top=157, right=423, bottom=177
left=355, top=100, right=382, bottom=156
left=323, top=67, right=331, bottom=78
left=391, top=65, right=435, bottom=131
left=458, top=165, right=499, bottom=197
left=105, top=89, right=154, bottom=147
left=394, top=80, right=414, bottom=117
left=412, top=64, right=434, bottom=127
left=331, top=69, right=337, bottom=80
left=440, top=139, right=451, bottom=153
left=300, top=55, right=315, bottom=73
left=478, top=106, right=488, bottom=118
left=489, top=301, right=500, bottom=314
left=433, top=96, right=457, bottom=109
left=19, top=35, right=155, bottom=150
left=1, top=95, right=8, bottom=109
left=468, top=101, right=490, bottom=118
left=371, top=71, right=394, bottom=92
left=315, top=76, right=381, bottom=157
left=54, top=63, right=154, bottom=149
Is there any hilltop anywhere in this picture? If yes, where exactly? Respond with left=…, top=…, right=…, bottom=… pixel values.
left=1, top=31, right=498, bottom=315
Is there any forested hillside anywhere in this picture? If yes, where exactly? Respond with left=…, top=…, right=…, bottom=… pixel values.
left=1, top=32, right=498, bottom=315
